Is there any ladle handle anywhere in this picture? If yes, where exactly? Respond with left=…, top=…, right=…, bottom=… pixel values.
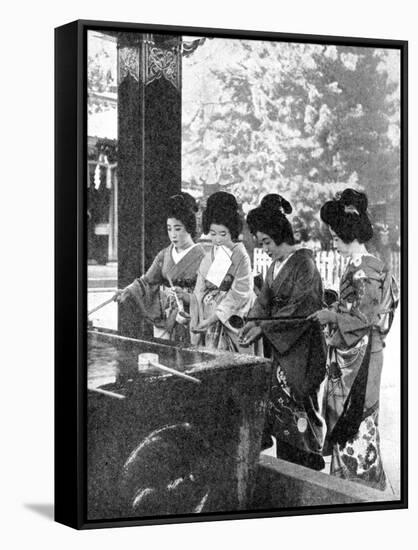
left=149, top=361, right=201, bottom=384
left=88, top=296, right=115, bottom=316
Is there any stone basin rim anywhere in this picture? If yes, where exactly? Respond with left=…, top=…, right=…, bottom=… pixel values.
left=88, top=328, right=272, bottom=377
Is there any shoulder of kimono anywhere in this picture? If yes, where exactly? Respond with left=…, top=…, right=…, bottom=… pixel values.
left=231, top=242, right=250, bottom=260
left=292, top=247, right=315, bottom=263
left=200, top=248, right=213, bottom=264
left=293, top=247, right=314, bottom=258
left=291, top=247, right=317, bottom=270
left=155, top=246, right=170, bottom=260
left=193, top=244, right=207, bottom=258
left=348, top=255, right=385, bottom=280
left=360, top=254, right=385, bottom=275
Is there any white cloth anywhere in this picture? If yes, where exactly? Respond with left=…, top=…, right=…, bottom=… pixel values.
left=171, top=243, right=197, bottom=265
left=205, top=245, right=233, bottom=288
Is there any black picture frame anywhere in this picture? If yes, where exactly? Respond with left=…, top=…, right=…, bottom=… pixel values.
left=55, top=19, right=408, bottom=530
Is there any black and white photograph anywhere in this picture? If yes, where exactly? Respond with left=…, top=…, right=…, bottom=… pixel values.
left=4, top=2, right=415, bottom=547
left=74, top=23, right=405, bottom=526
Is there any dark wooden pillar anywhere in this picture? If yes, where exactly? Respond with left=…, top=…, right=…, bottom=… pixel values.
left=117, top=33, right=182, bottom=336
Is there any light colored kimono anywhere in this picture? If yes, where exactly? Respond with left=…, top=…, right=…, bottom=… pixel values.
left=190, top=242, right=255, bottom=353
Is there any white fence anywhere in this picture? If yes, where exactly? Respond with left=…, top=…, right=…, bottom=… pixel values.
left=253, top=248, right=400, bottom=291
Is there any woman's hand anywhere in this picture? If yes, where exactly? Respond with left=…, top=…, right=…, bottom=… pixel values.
left=191, top=313, right=217, bottom=333
left=307, top=309, right=337, bottom=325
left=113, top=287, right=131, bottom=304
left=173, top=287, right=190, bottom=305
left=239, top=323, right=262, bottom=347
left=239, top=320, right=256, bottom=339
left=176, top=311, right=190, bottom=325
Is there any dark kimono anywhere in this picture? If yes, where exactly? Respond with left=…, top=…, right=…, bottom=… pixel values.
left=250, top=248, right=326, bottom=470
left=323, top=254, right=398, bottom=490
left=126, top=244, right=205, bottom=343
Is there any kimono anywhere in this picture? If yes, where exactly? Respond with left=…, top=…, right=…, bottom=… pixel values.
left=125, top=243, right=205, bottom=343
left=251, top=248, right=326, bottom=470
left=190, top=242, right=255, bottom=353
left=323, top=254, right=399, bottom=490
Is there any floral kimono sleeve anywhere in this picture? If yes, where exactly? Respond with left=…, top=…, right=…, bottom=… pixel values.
left=330, top=258, right=386, bottom=349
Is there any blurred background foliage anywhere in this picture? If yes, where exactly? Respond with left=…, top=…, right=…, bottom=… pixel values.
left=182, top=39, right=400, bottom=229
left=87, top=33, right=401, bottom=250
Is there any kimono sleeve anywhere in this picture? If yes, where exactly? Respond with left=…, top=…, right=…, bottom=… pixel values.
left=189, top=256, right=209, bottom=344
left=262, top=255, right=323, bottom=326
left=215, top=249, right=254, bottom=325
left=143, top=249, right=166, bottom=284
left=260, top=256, right=323, bottom=355
left=248, top=268, right=273, bottom=321
left=123, top=249, right=165, bottom=320
left=192, top=257, right=208, bottom=303
left=330, top=262, right=386, bottom=349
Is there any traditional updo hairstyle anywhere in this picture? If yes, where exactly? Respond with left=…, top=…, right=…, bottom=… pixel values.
left=166, top=192, right=199, bottom=239
left=246, top=194, right=295, bottom=246
left=202, top=191, right=243, bottom=241
left=320, top=188, right=373, bottom=244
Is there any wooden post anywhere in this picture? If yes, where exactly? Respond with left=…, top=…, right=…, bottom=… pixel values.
left=116, top=32, right=182, bottom=336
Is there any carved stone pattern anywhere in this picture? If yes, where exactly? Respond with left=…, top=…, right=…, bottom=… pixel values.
left=146, top=45, right=180, bottom=89
left=118, top=46, right=140, bottom=83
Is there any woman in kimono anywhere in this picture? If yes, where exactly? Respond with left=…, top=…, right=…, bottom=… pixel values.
left=240, top=194, right=326, bottom=470
left=115, top=192, right=205, bottom=343
left=308, top=189, right=398, bottom=489
left=190, top=191, right=255, bottom=353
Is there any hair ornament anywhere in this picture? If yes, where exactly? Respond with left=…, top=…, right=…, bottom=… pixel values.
left=344, top=205, right=360, bottom=215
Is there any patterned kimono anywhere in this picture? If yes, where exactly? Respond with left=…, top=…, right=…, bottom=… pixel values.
left=250, top=248, right=326, bottom=470
left=190, top=242, right=255, bottom=353
left=126, top=244, right=205, bottom=343
left=323, top=254, right=399, bottom=490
